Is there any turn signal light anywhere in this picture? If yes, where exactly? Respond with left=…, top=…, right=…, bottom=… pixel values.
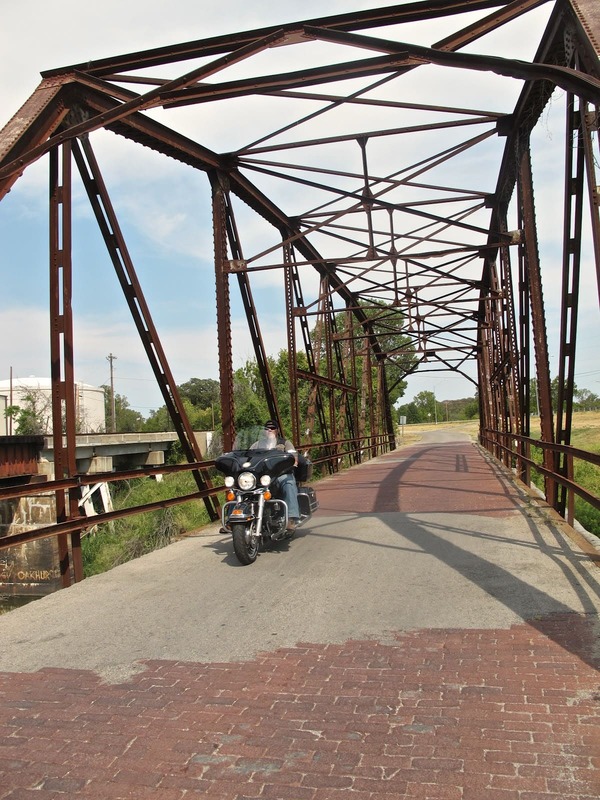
left=226, top=490, right=235, bottom=501
left=264, top=490, right=272, bottom=500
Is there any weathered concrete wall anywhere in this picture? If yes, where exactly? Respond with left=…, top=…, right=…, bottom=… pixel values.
left=0, top=493, right=66, bottom=597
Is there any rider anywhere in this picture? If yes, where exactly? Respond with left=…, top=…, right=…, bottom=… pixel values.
left=251, top=419, right=300, bottom=530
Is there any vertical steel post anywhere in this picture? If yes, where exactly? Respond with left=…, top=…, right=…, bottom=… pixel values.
left=283, top=240, right=300, bottom=447
left=211, top=173, right=236, bottom=452
left=498, top=233, right=521, bottom=439
left=580, top=103, right=600, bottom=306
left=346, top=304, right=361, bottom=463
left=555, top=94, right=585, bottom=513
left=518, top=141, right=556, bottom=505
left=49, top=142, right=83, bottom=584
left=517, top=217, right=531, bottom=442
left=324, top=292, right=337, bottom=469
left=305, top=282, right=331, bottom=454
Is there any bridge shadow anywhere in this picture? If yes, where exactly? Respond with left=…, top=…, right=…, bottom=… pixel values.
left=311, top=442, right=600, bottom=672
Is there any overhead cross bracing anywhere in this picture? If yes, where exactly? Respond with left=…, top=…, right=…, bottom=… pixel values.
left=0, top=0, right=599, bottom=584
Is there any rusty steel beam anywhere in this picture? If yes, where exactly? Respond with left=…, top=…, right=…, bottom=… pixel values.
left=580, top=103, right=600, bottom=306
left=49, top=142, right=83, bottom=586
left=212, top=174, right=236, bottom=452
left=212, top=173, right=284, bottom=438
left=72, top=138, right=219, bottom=520
left=518, top=143, right=557, bottom=503
left=48, top=142, right=83, bottom=585
left=299, top=26, right=600, bottom=102
left=0, top=81, right=70, bottom=200
left=555, top=92, right=587, bottom=514
left=42, top=1, right=508, bottom=78
left=284, top=243, right=300, bottom=446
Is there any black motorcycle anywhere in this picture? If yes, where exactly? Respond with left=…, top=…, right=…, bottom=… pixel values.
left=215, top=428, right=318, bottom=565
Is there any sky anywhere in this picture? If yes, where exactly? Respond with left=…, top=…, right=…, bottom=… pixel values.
left=1, top=0, right=598, bottom=417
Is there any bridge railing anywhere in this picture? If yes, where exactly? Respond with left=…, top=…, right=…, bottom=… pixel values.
left=480, top=428, right=600, bottom=528
left=0, top=431, right=395, bottom=582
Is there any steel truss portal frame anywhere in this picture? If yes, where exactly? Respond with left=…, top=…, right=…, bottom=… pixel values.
left=0, top=0, right=599, bottom=582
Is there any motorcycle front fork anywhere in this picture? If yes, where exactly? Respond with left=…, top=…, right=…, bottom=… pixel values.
left=224, top=493, right=289, bottom=538
left=223, top=493, right=265, bottom=537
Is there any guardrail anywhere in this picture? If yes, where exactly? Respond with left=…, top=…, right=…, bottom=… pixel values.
left=479, top=428, right=600, bottom=527
left=0, top=432, right=395, bottom=584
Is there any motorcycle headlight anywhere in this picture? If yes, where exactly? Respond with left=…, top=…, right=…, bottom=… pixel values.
left=237, top=472, right=256, bottom=490
left=260, top=475, right=272, bottom=487
left=224, top=476, right=235, bottom=488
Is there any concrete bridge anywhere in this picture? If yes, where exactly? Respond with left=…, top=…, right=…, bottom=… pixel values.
left=0, top=430, right=598, bottom=798
left=41, top=431, right=181, bottom=475
left=0, top=431, right=210, bottom=482
left=0, top=432, right=211, bottom=598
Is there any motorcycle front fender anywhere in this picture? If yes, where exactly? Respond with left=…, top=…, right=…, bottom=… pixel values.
left=225, top=500, right=256, bottom=526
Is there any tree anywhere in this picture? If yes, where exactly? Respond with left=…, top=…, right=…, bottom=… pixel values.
left=412, top=390, right=437, bottom=422
left=140, top=377, right=222, bottom=433
left=462, top=396, right=479, bottom=419
left=102, top=387, right=145, bottom=433
left=143, top=397, right=214, bottom=433
left=397, top=401, right=422, bottom=424
left=178, top=378, right=220, bottom=410
left=397, top=393, right=479, bottom=423
left=232, top=362, right=270, bottom=431
left=228, top=350, right=312, bottom=437
left=574, top=387, right=600, bottom=411
left=4, top=389, right=51, bottom=435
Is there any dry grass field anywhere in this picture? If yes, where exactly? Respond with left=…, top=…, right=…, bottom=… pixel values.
left=397, top=410, right=600, bottom=450
left=397, top=418, right=479, bottom=447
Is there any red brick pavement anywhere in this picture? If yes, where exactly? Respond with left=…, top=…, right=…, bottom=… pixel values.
left=316, top=442, right=528, bottom=517
left=0, top=614, right=598, bottom=799
left=1, top=441, right=599, bottom=799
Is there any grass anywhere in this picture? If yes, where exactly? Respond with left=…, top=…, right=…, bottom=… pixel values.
left=82, top=472, right=214, bottom=576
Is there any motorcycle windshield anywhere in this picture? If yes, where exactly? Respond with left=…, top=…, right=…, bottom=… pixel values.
left=215, top=426, right=295, bottom=479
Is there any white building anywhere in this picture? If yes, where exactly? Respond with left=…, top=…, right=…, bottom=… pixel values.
left=0, top=376, right=106, bottom=435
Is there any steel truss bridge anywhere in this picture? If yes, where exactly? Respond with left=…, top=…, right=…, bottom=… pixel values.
left=1, top=0, right=599, bottom=584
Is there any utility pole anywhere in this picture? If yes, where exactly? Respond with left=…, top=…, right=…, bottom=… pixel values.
left=9, top=365, right=13, bottom=435
left=107, top=353, right=117, bottom=433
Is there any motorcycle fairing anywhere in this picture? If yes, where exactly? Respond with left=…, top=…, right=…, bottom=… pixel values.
left=215, top=449, right=295, bottom=482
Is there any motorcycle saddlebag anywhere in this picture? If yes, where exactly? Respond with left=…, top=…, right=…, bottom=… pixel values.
left=297, top=486, right=318, bottom=515
left=294, top=454, right=313, bottom=483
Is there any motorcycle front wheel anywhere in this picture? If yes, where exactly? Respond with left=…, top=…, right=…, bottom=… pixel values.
left=231, top=522, right=259, bottom=565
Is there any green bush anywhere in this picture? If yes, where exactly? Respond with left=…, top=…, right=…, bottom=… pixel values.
left=82, top=472, right=214, bottom=576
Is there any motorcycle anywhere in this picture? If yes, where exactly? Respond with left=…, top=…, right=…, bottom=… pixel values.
left=215, top=426, right=319, bottom=565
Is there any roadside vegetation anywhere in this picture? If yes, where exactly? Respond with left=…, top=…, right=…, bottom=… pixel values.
left=82, top=472, right=218, bottom=577
left=528, top=412, right=600, bottom=538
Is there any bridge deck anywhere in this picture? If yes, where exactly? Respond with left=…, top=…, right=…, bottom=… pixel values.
left=0, top=432, right=598, bottom=799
